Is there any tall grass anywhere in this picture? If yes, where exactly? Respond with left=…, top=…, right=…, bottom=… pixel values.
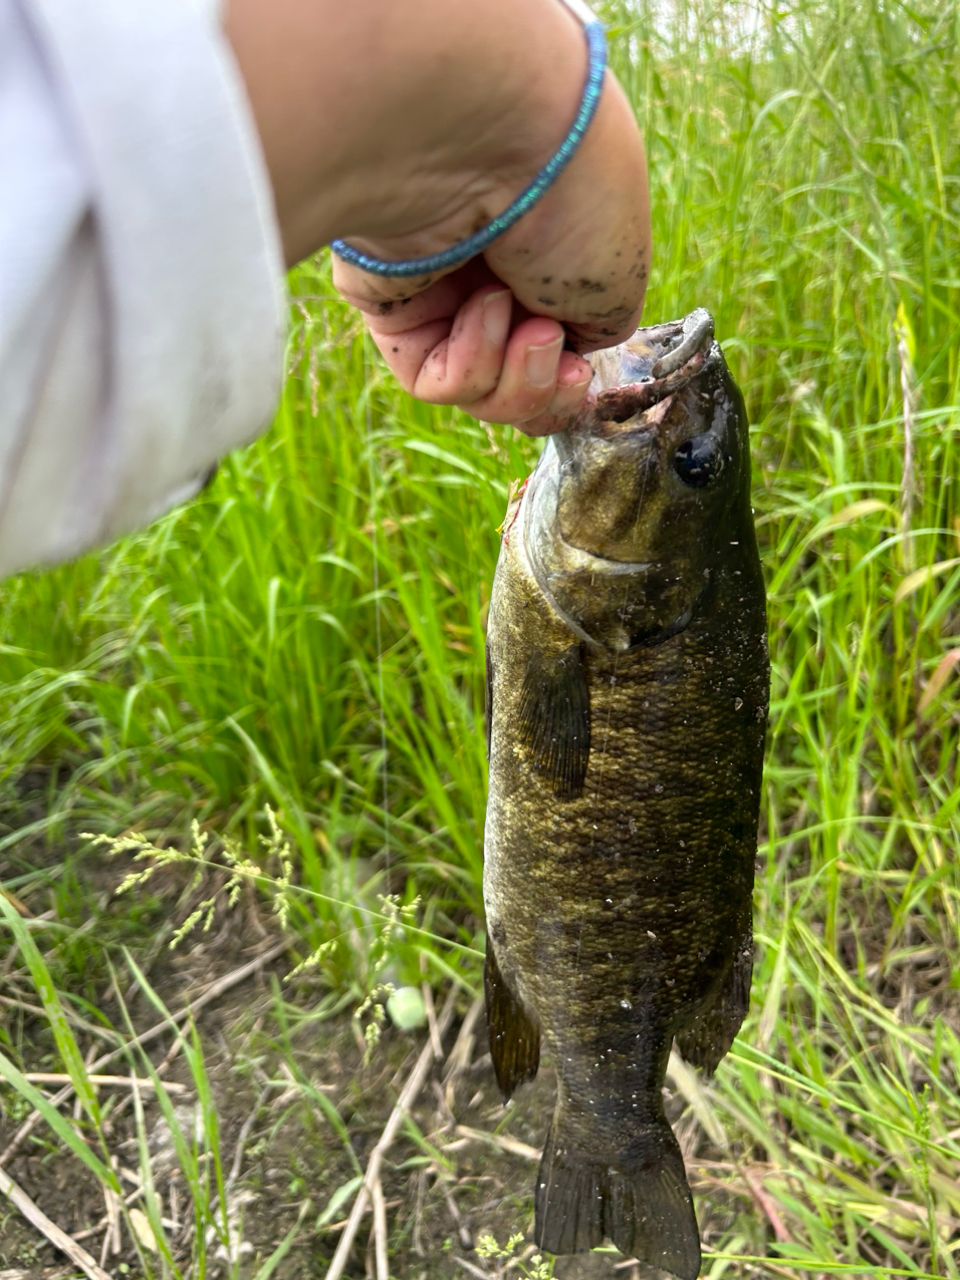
left=1, top=0, right=959, bottom=1274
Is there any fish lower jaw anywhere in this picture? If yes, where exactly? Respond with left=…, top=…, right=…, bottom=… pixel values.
left=593, top=384, right=676, bottom=430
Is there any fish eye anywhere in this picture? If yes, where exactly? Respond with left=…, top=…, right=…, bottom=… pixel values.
left=673, top=434, right=725, bottom=488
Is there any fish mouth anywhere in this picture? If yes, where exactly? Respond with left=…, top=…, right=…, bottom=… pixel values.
left=592, top=308, right=717, bottom=426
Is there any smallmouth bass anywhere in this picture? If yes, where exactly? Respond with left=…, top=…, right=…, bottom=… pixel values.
left=483, top=310, right=769, bottom=1279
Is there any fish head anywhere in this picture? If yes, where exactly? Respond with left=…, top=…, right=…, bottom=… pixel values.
left=522, top=310, right=752, bottom=650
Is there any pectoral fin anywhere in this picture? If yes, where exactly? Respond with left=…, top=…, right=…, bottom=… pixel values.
left=484, top=933, right=540, bottom=1100
left=517, top=645, right=590, bottom=799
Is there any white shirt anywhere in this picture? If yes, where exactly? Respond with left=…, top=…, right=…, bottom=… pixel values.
left=0, top=0, right=287, bottom=579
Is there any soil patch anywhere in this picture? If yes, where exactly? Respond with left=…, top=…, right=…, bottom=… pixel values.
left=0, top=850, right=743, bottom=1279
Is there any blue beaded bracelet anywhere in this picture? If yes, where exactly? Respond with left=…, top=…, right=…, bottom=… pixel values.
left=330, top=13, right=607, bottom=279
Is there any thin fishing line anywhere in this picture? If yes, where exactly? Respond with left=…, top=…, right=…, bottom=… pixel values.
left=364, top=340, right=391, bottom=881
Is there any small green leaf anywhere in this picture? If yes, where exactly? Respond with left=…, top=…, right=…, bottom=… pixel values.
left=805, top=499, right=894, bottom=544
left=0, top=893, right=100, bottom=1125
left=895, top=300, right=916, bottom=365
left=894, top=558, right=960, bottom=605
left=316, top=1174, right=364, bottom=1228
left=253, top=1201, right=311, bottom=1279
left=0, top=1049, right=116, bottom=1189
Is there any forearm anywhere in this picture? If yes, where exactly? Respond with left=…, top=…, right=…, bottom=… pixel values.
left=224, top=0, right=651, bottom=431
left=1, top=0, right=286, bottom=579
left=1, top=0, right=651, bottom=584
left=224, top=0, right=588, bottom=265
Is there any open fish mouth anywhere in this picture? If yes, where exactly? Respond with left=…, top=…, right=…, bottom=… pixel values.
left=592, top=308, right=717, bottom=425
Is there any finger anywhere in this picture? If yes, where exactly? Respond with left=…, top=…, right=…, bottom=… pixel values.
left=370, top=285, right=514, bottom=405
left=369, top=291, right=593, bottom=427
left=368, top=318, right=453, bottom=395
left=509, top=352, right=595, bottom=436
left=411, top=301, right=571, bottom=409
left=452, top=321, right=592, bottom=425
left=332, top=255, right=495, bottom=328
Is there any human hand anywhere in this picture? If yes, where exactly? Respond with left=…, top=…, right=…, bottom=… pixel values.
left=334, top=68, right=649, bottom=437
left=227, top=0, right=650, bottom=435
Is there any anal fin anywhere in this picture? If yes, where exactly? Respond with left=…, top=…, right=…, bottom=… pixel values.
left=675, top=921, right=753, bottom=1075
left=484, top=933, right=540, bottom=1100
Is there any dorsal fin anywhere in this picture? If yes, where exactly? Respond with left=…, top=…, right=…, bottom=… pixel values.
left=675, top=912, right=753, bottom=1074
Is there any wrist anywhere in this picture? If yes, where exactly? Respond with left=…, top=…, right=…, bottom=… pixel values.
left=225, top=0, right=590, bottom=266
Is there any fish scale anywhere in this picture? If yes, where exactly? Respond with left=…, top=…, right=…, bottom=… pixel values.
left=483, top=312, right=769, bottom=1279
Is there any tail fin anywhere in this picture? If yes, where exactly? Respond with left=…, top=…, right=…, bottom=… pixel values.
left=534, top=1119, right=701, bottom=1280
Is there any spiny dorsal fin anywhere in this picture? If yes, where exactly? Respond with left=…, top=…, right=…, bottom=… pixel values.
left=517, top=645, right=590, bottom=799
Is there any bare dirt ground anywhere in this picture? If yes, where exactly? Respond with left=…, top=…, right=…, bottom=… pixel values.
left=0, top=850, right=749, bottom=1280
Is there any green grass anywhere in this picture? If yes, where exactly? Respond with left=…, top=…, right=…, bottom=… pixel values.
left=2, top=0, right=959, bottom=1274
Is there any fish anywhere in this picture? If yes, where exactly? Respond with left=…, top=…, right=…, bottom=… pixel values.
left=483, top=309, right=769, bottom=1279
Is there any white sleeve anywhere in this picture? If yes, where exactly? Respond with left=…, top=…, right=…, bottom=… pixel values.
left=0, top=0, right=287, bottom=579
